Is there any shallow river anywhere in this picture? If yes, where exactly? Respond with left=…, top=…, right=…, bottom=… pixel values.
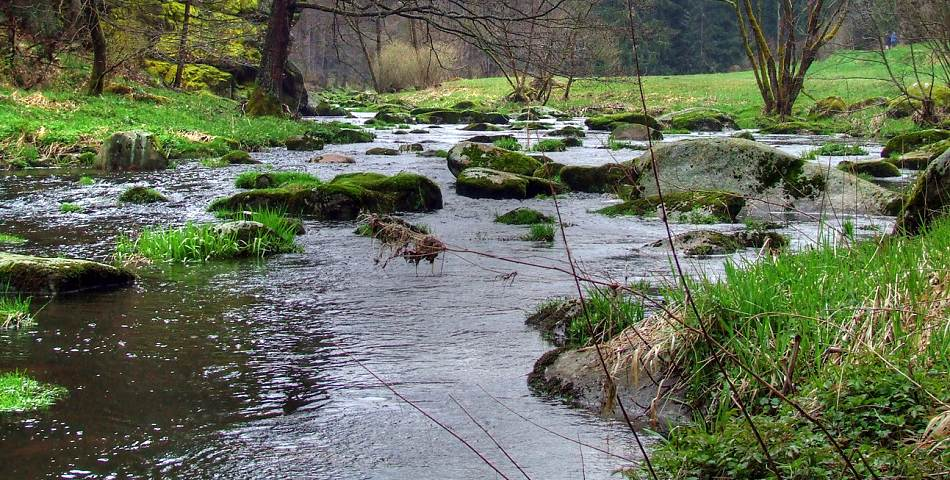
left=0, top=116, right=900, bottom=479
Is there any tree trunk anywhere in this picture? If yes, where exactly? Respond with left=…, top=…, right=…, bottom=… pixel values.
left=257, top=0, right=294, bottom=97
left=173, top=0, right=193, bottom=89
left=85, top=0, right=107, bottom=96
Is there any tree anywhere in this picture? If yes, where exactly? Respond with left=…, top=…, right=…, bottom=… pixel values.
left=84, top=0, right=108, bottom=95
left=722, top=0, right=849, bottom=117
left=173, top=0, right=194, bottom=88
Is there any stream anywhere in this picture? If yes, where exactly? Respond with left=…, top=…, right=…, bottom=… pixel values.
left=0, top=115, right=902, bottom=479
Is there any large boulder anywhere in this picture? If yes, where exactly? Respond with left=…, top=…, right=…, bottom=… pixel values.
left=634, top=138, right=902, bottom=217
left=837, top=160, right=901, bottom=178
left=559, top=163, right=633, bottom=193
left=894, top=149, right=950, bottom=235
left=97, top=132, right=168, bottom=171
left=888, top=138, right=950, bottom=170
left=881, top=129, right=950, bottom=157
left=585, top=112, right=661, bottom=131
left=209, top=172, right=442, bottom=220
left=0, top=252, right=135, bottom=296
left=446, top=142, right=542, bottom=177
left=611, top=123, right=663, bottom=141
left=659, top=108, right=738, bottom=132
left=455, top=168, right=562, bottom=199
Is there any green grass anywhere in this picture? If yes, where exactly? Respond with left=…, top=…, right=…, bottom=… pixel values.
left=115, top=208, right=301, bottom=263
left=388, top=46, right=938, bottom=136
left=0, top=233, right=26, bottom=245
left=78, top=176, right=94, bottom=186
left=0, top=295, right=33, bottom=329
left=495, top=208, right=553, bottom=225
left=531, top=139, right=567, bottom=152
left=522, top=223, right=555, bottom=242
left=566, top=288, right=646, bottom=348
left=119, top=186, right=167, bottom=204
left=234, top=171, right=322, bottom=189
left=0, top=371, right=67, bottom=413
left=492, top=137, right=522, bottom=151
left=802, top=143, right=869, bottom=160
left=59, top=203, right=82, bottom=214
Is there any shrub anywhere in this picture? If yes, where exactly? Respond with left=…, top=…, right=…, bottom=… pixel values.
left=375, top=41, right=458, bottom=92
left=78, top=176, right=94, bottom=186
left=566, top=288, right=645, bottom=347
left=0, top=294, right=33, bottom=329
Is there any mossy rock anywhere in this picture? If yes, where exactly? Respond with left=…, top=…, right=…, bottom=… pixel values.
left=0, top=252, right=135, bottom=296
left=416, top=110, right=508, bottom=125
left=610, top=123, right=663, bottom=141
left=894, top=149, right=950, bottom=235
left=314, top=101, right=349, bottom=116
left=848, top=97, right=888, bottom=111
left=559, top=163, right=633, bottom=193
left=329, top=129, right=374, bottom=144
left=495, top=208, right=554, bottom=225
left=144, top=60, right=235, bottom=97
left=119, top=186, right=168, bottom=204
left=886, top=97, right=917, bottom=118
left=648, top=229, right=788, bottom=256
left=809, top=96, right=847, bottom=118
left=837, top=160, right=901, bottom=178
left=98, top=131, right=168, bottom=171
left=511, top=121, right=553, bottom=130
left=888, top=139, right=950, bottom=170
left=366, top=147, right=399, bottom=156
left=547, top=126, right=586, bottom=138
left=659, top=108, right=738, bottom=132
left=220, top=150, right=259, bottom=165
left=246, top=87, right=284, bottom=117
left=465, top=134, right=515, bottom=144
left=462, top=123, right=504, bottom=132
left=452, top=101, right=479, bottom=110
left=209, top=172, right=442, bottom=220
left=585, top=112, right=661, bottom=131
left=446, top=142, right=542, bottom=178
left=732, top=131, right=756, bottom=141
left=598, top=191, right=746, bottom=222
left=533, top=162, right=566, bottom=180
left=455, top=168, right=560, bottom=199
left=881, top=129, right=950, bottom=157
left=285, top=135, right=326, bottom=151
left=758, top=119, right=831, bottom=135
left=372, top=111, right=414, bottom=124
left=562, top=137, right=583, bottom=148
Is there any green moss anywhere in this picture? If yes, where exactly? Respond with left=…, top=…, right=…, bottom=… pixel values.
left=119, top=186, right=169, bottom=204
left=0, top=371, right=67, bottom=413
left=235, top=171, right=321, bottom=189
left=78, top=176, right=95, bottom=186
left=220, top=150, right=254, bottom=164
left=599, top=191, right=745, bottom=223
left=837, top=160, right=901, bottom=178
left=459, top=144, right=542, bottom=177
left=560, top=163, right=632, bottom=193
left=881, top=129, right=950, bottom=157
left=59, top=203, right=82, bottom=214
left=245, top=86, right=284, bottom=117
left=492, top=137, right=522, bottom=151
left=664, top=108, right=738, bottom=131
left=523, top=223, right=555, bottom=242
left=585, top=112, right=661, bottom=131
left=496, top=208, right=554, bottom=225
left=144, top=60, right=234, bottom=95
left=809, top=95, right=847, bottom=117
left=802, top=143, right=868, bottom=160
left=0, top=233, right=26, bottom=245
left=532, top=139, right=567, bottom=152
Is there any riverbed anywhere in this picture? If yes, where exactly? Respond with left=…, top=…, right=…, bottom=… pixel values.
left=0, top=116, right=901, bottom=479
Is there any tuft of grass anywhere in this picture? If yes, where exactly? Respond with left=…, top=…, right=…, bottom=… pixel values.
left=234, top=171, right=321, bottom=189
left=0, top=371, right=68, bottom=413
left=0, top=233, right=26, bottom=245
left=532, top=139, right=567, bottom=152
left=802, top=143, right=869, bottom=160
left=119, top=186, right=167, bottom=204
left=495, top=208, right=554, bottom=225
left=0, top=295, right=33, bottom=329
left=59, top=203, right=82, bottom=214
left=566, top=289, right=645, bottom=348
left=522, top=223, right=555, bottom=242
left=78, top=176, right=94, bottom=186
left=492, top=137, right=522, bottom=151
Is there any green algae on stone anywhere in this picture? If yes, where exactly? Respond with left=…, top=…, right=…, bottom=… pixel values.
left=446, top=142, right=542, bottom=177
left=598, top=191, right=746, bottom=223
left=119, top=186, right=169, bottom=204
left=0, top=252, right=135, bottom=296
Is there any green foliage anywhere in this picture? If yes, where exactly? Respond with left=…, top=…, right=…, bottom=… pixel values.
left=0, top=294, right=33, bottom=330
left=0, top=233, right=26, bottom=245
left=566, top=289, right=645, bottom=348
left=235, top=171, right=322, bottom=189
left=78, top=176, right=95, bottom=186
left=495, top=208, right=554, bottom=225
left=802, top=143, right=869, bottom=160
left=492, top=137, right=522, bottom=151
left=522, top=223, right=555, bottom=242
left=119, top=186, right=168, bottom=204
left=144, top=61, right=233, bottom=94
left=59, top=203, right=82, bottom=214
left=0, top=371, right=67, bottom=413
left=531, top=139, right=567, bottom=152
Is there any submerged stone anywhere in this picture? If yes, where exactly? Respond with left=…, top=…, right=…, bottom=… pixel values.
left=599, top=191, right=746, bottom=222
left=0, top=252, right=135, bottom=296
left=310, top=153, right=355, bottom=164
left=97, top=131, right=167, bottom=171
left=119, top=186, right=168, bottom=204
left=495, top=207, right=554, bottom=225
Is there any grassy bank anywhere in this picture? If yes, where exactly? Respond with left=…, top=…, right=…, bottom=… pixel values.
left=389, top=47, right=942, bottom=136
left=0, top=84, right=366, bottom=169
left=551, top=219, right=950, bottom=478
left=0, top=371, right=67, bottom=413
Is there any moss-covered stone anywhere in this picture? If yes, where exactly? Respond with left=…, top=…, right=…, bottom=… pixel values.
left=0, top=252, right=135, bottom=296
left=533, top=162, right=566, bottom=180
left=314, top=101, right=348, bottom=116
left=809, top=96, right=847, bottom=118
left=889, top=139, right=950, bottom=170
left=495, top=207, right=554, bottom=225
left=894, top=149, right=950, bottom=235
left=371, top=110, right=413, bottom=124
left=648, top=229, right=788, bottom=256
left=610, top=123, right=663, bottom=141
left=547, top=126, right=586, bottom=138
left=881, top=129, right=950, bottom=157
left=416, top=110, right=509, bottom=125
left=559, top=163, right=633, bottom=193
left=285, top=135, right=325, bottom=151
left=837, top=160, right=901, bottom=178
left=732, top=131, right=756, bottom=141
left=97, top=131, right=168, bottom=171
left=659, top=108, right=738, bottom=132
left=456, top=168, right=527, bottom=199
left=585, top=112, right=661, bottom=131
left=366, top=147, right=399, bottom=156
left=245, top=86, right=284, bottom=117
left=220, top=150, right=258, bottom=164
left=758, top=119, right=832, bottom=135
left=119, top=186, right=168, bottom=204
left=598, top=191, right=745, bottom=222
left=510, top=121, right=553, bottom=131
left=446, top=142, right=542, bottom=177
left=462, top=123, right=504, bottom=132
left=144, top=60, right=235, bottom=96
left=329, top=129, right=374, bottom=144
left=209, top=172, right=442, bottom=220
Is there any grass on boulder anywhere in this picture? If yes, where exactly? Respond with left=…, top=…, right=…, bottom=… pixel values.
left=492, top=137, right=522, bottom=151
left=119, top=186, right=168, bottom=204
left=59, top=203, right=82, bottom=214
left=531, top=139, right=567, bottom=152
left=235, top=171, right=322, bottom=189
left=522, top=223, right=555, bottom=242
left=802, top=143, right=869, bottom=160
left=495, top=207, right=554, bottom=225
left=0, top=371, right=67, bottom=413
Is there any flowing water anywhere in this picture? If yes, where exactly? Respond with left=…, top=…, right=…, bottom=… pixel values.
left=0, top=116, right=900, bottom=479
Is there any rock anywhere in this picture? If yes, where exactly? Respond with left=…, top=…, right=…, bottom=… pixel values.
left=889, top=139, right=950, bottom=169
left=634, top=138, right=902, bottom=217
left=465, top=134, right=515, bottom=144
left=366, top=147, right=399, bottom=156
left=452, top=100, right=478, bottom=110
left=0, top=252, right=135, bottom=296
left=809, top=96, right=847, bottom=118
left=525, top=299, right=582, bottom=346
left=886, top=97, right=917, bottom=118
left=461, top=123, right=503, bottom=132
left=732, top=131, right=756, bottom=141
left=409, top=129, right=429, bottom=134
left=837, top=160, right=901, bottom=178
left=97, top=131, right=167, bottom=171
left=562, top=137, right=583, bottom=148
left=219, top=150, right=259, bottom=165
left=610, top=123, right=663, bottom=141
left=648, top=229, right=788, bottom=256
left=285, top=135, right=325, bottom=151
left=598, top=191, right=746, bottom=222
left=398, top=143, right=424, bottom=153
left=211, top=221, right=275, bottom=248
left=848, top=97, right=888, bottom=111
left=446, top=142, right=542, bottom=177
left=559, top=163, right=632, bottom=193
left=894, top=149, right=950, bottom=235
left=585, top=112, right=661, bottom=131
left=418, top=150, right=449, bottom=158
left=416, top=110, right=509, bottom=125
left=313, top=101, right=348, bottom=116
left=519, top=106, right=569, bottom=120
left=533, top=162, right=566, bottom=180
left=119, top=186, right=168, bottom=204
left=370, top=110, right=413, bottom=124
left=310, top=153, right=355, bottom=164
left=881, top=129, right=950, bottom=157
left=496, top=207, right=554, bottom=225
left=659, top=108, right=738, bottom=131
left=330, top=129, right=375, bottom=144
left=209, top=172, right=442, bottom=220
left=758, top=119, right=828, bottom=135
left=455, top=168, right=560, bottom=199
left=510, top=121, right=553, bottom=131
left=547, top=126, right=586, bottom=138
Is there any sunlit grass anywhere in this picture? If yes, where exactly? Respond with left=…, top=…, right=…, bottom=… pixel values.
left=0, top=371, right=67, bottom=413
left=0, top=294, right=33, bottom=329
left=0, top=233, right=26, bottom=245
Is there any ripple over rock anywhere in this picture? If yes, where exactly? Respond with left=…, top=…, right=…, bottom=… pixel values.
left=0, top=253, right=135, bottom=296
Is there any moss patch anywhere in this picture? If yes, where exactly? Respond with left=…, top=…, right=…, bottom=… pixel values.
left=599, top=191, right=746, bottom=223
left=119, top=186, right=168, bottom=204
left=585, top=112, right=661, bottom=131
left=496, top=208, right=554, bottom=225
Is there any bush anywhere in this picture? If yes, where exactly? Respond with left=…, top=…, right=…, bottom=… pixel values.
left=375, top=41, right=458, bottom=92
